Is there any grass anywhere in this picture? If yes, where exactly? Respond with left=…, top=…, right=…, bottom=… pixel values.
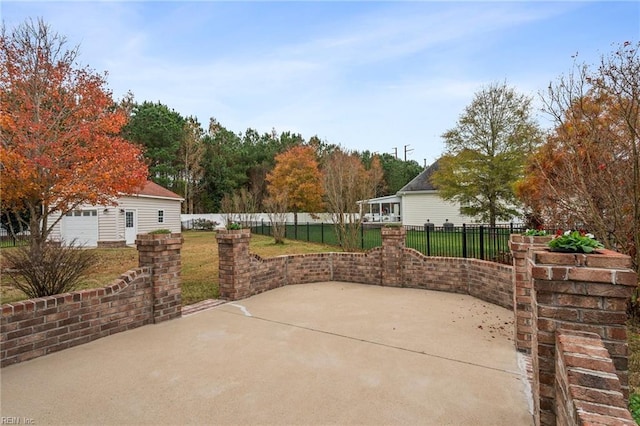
left=253, top=223, right=515, bottom=262
left=0, top=230, right=337, bottom=306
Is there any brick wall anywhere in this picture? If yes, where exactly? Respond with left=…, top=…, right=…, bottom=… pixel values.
left=510, top=235, right=554, bottom=354
left=216, top=228, right=514, bottom=309
left=1, top=233, right=183, bottom=367
left=528, top=248, right=637, bottom=426
left=555, top=329, right=635, bottom=425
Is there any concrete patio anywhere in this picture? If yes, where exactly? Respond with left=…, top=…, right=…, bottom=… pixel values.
left=1, top=282, right=533, bottom=425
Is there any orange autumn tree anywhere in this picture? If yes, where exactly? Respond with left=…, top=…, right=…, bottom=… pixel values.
left=0, top=19, right=148, bottom=256
left=265, top=145, right=324, bottom=243
left=517, top=42, right=639, bottom=270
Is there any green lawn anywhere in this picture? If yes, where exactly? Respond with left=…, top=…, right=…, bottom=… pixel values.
left=0, top=230, right=337, bottom=306
left=252, top=223, right=514, bottom=262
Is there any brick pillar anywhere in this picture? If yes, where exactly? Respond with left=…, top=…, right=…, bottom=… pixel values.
left=529, top=248, right=637, bottom=426
left=216, top=228, right=252, bottom=300
left=136, top=233, right=183, bottom=323
left=509, top=235, right=554, bottom=354
left=381, top=226, right=406, bottom=287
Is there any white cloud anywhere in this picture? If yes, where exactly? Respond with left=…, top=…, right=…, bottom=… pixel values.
left=2, top=0, right=633, bottom=165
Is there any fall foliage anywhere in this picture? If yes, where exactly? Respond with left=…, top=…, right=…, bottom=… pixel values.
left=265, top=145, right=325, bottom=215
left=0, top=19, right=148, bottom=252
left=517, top=42, right=639, bottom=270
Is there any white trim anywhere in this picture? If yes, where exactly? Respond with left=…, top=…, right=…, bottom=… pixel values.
left=134, top=194, right=184, bottom=202
left=396, top=189, right=439, bottom=196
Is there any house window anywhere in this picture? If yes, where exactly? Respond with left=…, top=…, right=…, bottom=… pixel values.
left=158, top=210, right=165, bottom=224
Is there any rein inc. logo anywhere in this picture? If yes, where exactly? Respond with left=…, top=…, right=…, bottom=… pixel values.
left=1, top=418, right=35, bottom=425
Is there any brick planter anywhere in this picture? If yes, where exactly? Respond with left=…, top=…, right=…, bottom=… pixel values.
left=509, top=234, right=554, bottom=353
left=528, top=247, right=636, bottom=425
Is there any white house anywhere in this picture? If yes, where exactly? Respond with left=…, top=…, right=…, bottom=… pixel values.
left=361, top=161, right=475, bottom=227
left=50, top=181, right=183, bottom=247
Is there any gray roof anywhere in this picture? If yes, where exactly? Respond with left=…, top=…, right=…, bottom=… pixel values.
left=398, top=160, right=439, bottom=192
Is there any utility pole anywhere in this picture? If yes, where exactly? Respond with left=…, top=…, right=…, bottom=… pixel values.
left=393, top=147, right=398, bottom=159
left=404, top=144, right=414, bottom=161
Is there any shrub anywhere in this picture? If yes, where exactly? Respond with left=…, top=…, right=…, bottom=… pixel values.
left=3, top=241, right=98, bottom=298
left=148, top=229, right=171, bottom=235
left=191, top=218, right=218, bottom=231
left=523, top=229, right=548, bottom=236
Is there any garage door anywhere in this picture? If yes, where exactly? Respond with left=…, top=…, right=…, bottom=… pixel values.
left=62, top=210, right=98, bottom=247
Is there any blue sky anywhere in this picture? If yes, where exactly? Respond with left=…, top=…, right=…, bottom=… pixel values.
left=3, top=1, right=639, bottom=165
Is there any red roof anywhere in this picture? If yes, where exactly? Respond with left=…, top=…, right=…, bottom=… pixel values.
left=137, top=181, right=183, bottom=200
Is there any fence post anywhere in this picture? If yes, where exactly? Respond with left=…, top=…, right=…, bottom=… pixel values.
left=424, top=223, right=432, bottom=256
left=321, top=222, right=324, bottom=244
left=479, top=225, right=485, bottom=260
left=361, top=224, right=365, bottom=250
left=462, top=223, right=467, bottom=258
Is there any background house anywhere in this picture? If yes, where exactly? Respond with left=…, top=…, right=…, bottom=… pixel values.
left=361, top=161, right=475, bottom=227
left=50, top=181, right=183, bottom=247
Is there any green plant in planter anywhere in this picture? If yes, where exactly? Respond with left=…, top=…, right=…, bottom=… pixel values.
left=547, top=230, right=604, bottom=253
left=149, top=229, right=171, bottom=235
left=523, top=229, right=548, bottom=236
left=226, top=222, right=242, bottom=230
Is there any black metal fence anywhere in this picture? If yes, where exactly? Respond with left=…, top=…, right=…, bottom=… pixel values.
left=250, top=221, right=529, bottom=265
left=0, top=233, right=30, bottom=248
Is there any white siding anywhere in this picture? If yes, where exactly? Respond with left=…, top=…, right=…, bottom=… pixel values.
left=46, top=196, right=181, bottom=245
left=48, top=213, right=63, bottom=242
left=400, top=192, right=475, bottom=227
left=97, top=208, right=120, bottom=241
left=117, top=196, right=182, bottom=235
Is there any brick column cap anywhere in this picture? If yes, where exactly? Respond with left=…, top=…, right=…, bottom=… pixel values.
left=531, top=249, right=633, bottom=269
left=216, top=228, right=251, bottom=241
left=136, top=233, right=183, bottom=246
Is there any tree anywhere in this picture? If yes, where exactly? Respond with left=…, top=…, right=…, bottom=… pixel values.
left=179, top=116, right=205, bottom=214
left=264, top=191, right=288, bottom=244
left=0, top=19, right=148, bottom=260
left=517, top=42, right=640, bottom=270
left=323, top=149, right=383, bottom=251
left=199, top=118, right=247, bottom=212
left=374, top=153, right=422, bottom=195
left=265, top=145, right=325, bottom=222
left=432, top=82, right=542, bottom=226
left=121, top=100, right=184, bottom=189
left=220, top=186, right=260, bottom=228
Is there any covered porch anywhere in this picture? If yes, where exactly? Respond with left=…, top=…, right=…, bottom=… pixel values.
left=358, top=194, right=402, bottom=224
